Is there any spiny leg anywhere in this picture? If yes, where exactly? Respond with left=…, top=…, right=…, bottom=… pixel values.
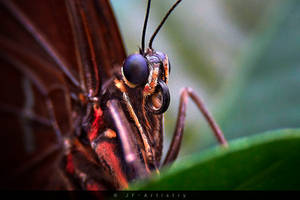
left=162, top=87, right=228, bottom=166
left=106, top=100, right=149, bottom=179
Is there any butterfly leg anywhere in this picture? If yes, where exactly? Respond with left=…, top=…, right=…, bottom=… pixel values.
left=162, top=87, right=228, bottom=166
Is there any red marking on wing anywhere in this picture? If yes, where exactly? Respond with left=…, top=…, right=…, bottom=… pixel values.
left=88, top=105, right=104, bottom=141
left=65, top=154, right=74, bottom=175
left=95, top=141, right=128, bottom=189
left=85, top=181, right=106, bottom=198
left=86, top=182, right=102, bottom=191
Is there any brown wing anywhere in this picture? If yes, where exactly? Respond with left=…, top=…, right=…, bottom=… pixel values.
left=0, top=0, right=126, bottom=189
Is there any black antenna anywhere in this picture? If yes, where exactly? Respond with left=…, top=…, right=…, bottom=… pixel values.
left=148, top=0, right=182, bottom=49
left=141, top=0, right=152, bottom=54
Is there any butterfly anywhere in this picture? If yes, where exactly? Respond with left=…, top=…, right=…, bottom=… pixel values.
left=0, top=0, right=227, bottom=190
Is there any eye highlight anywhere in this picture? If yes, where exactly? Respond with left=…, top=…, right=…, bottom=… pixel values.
left=123, top=54, right=149, bottom=85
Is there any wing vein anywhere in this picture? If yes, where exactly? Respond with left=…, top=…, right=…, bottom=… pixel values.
left=1, top=0, right=81, bottom=89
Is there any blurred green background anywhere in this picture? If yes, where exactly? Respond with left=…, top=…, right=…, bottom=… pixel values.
left=110, top=0, right=300, bottom=162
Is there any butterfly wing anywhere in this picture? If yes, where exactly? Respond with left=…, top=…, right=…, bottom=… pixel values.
left=0, top=0, right=126, bottom=189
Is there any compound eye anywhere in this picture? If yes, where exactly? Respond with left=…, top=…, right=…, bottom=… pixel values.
left=123, top=54, right=149, bottom=85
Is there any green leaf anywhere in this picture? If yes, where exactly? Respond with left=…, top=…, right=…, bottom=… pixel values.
left=131, top=129, right=300, bottom=190
left=218, top=0, right=300, bottom=138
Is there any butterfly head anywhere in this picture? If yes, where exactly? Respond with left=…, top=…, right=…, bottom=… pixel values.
left=121, top=49, right=170, bottom=114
